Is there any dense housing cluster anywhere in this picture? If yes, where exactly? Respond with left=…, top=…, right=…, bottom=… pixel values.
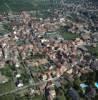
left=0, top=0, right=98, bottom=100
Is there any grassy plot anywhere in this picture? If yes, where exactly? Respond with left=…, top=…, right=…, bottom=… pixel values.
left=0, top=94, right=43, bottom=100
left=13, top=94, right=43, bottom=100
left=0, top=80, right=15, bottom=94
left=32, top=95, right=43, bottom=100
left=0, top=94, right=15, bottom=100
left=60, top=32, right=79, bottom=40
left=58, top=26, right=79, bottom=40
left=0, top=80, right=15, bottom=100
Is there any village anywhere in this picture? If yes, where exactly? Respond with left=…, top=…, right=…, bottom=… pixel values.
left=0, top=0, right=98, bottom=99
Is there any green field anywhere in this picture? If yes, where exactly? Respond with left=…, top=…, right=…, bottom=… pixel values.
left=60, top=32, right=79, bottom=40
left=0, top=81, right=15, bottom=100
left=0, top=94, right=15, bottom=100
left=0, top=95, right=43, bottom=100
left=58, top=26, right=79, bottom=40
left=0, top=80, right=15, bottom=94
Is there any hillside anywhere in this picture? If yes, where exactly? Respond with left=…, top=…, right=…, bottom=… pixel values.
left=0, top=0, right=35, bottom=12
left=0, top=0, right=97, bottom=13
left=0, top=0, right=60, bottom=12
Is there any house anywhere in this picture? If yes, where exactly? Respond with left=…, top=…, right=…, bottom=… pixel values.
left=17, top=83, right=24, bottom=88
left=16, top=74, right=21, bottom=78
